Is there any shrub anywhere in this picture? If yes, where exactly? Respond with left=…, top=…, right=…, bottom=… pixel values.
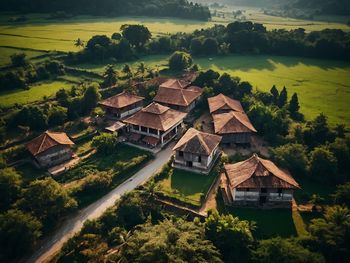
left=168, top=51, right=193, bottom=71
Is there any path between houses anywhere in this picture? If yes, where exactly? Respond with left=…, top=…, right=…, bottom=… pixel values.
left=26, top=143, right=174, bottom=263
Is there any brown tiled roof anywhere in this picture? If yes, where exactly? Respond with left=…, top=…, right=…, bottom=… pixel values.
left=124, top=102, right=186, bottom=131
left=26, top=131, right=74, bottom=156
left=208, top=93, right=244, bottom=113
left=173, top=128, right=221, bottom=156
left=154, top=86, right=203, bottom=107
left=99, top=91, right=144, bottom=109
left=160, top=79, right=190, bottom=89
left=224, top=154, right=300, bottom=189
left=213, top=111, right=257, bottom=134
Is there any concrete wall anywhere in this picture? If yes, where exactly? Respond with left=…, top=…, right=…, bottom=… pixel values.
left=35, top=145, right=73, bottom=168
left=221, top=132, right=251, bottom=144
left=232, top=188, right=294, bottom=202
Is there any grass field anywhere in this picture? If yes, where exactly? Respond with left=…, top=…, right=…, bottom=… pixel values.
left=80, top=54, right=350, bottom=127
left=155, top=168, right=217, bottom=206
left=0, top=80, right=74, bottom=108
left=0, top=46, right=48, bottom=66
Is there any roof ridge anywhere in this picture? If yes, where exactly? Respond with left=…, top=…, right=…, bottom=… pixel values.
left=37, top=132, right=49, bottom=155
left=196, top=133, right=210, bottom=155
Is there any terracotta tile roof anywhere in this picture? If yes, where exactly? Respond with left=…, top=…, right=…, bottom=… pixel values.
left=154, top=86, right=203, bottom=107
left=224, top=154, right=300, bottom=189
left=105, top=121, right=126, bottom=132
left=160, top=79, right=190, bottom=89
left=173, top=128, right=221, bottom=156
left=213, top=111, right=257, bottom=134
left=99, top=91, right=144, bottom=109
left=208, top=93, right=244, bottom=114
left=124, top=102, right=186, bottom=131
left=26, top=131, right=74, bottom=156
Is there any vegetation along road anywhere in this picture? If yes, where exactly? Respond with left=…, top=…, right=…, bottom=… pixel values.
left=26, top=143, right=174, bottom=263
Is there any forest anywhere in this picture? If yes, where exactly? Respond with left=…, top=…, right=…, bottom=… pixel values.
left=0, top=0, right=211, bottom=21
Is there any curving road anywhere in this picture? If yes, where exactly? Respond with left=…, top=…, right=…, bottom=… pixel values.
left=26, top=144, right=174, bottom=263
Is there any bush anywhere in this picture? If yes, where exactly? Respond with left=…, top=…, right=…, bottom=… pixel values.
left=168, top=51, right=193, bottom=71
left=309, top=146, right=338, bottom=182
left=92, top=133, right=117, bottom=155
left=77, top=172, right=112, bottom=194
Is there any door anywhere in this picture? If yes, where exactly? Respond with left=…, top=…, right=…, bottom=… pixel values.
left=187, top=161, right=193, bottom=167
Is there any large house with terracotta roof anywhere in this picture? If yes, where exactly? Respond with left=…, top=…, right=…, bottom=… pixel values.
left=173, top=128, right=222, bottom=174
left=220, top=154, right=300, bottom=207
left=99, top=92, right=144, bottom=120
left=212, top=110, right=257, bottom=145
left=26, top=131, right=75, bottom=168
left=123, top=102, right=186, bottom=148
left=208, top=93, right=244, bottom=114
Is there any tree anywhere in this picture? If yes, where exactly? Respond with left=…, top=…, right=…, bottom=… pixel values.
left=10, top=53, right=27, bottom=67
left=309, top=146, right=338, bottom=182
left=14, top=105, right=47, bottom=130
left=252, top=237, right=324, bottom=263
left=218, top=73, right=237, bottom=95
left=111, top=32, right=122, bottom=40
left=82, top=84, right=101, bottom=114
left=101, top=64, right=117, bottom=88
left=308, top=206, right=350, bottom=262
left=48, top=105, right=67, bottom=126
left=205, top=210, right=255, bottom=263
left=120, top=24, right=151, bottom=48
left=18, top=177, right=77, bottom=225
left=332, top=183, right=350, bottom=208
left=91, top=133, right=117, bottom=155
left=116, top=218, right=223, bottom=263
left=122, top=64, right=132, bottom=78
left=237, top=81, right=253, bottom=99
left=278, top=86, right=288, bottom=108
left=86, top=35, right=111, bottom=50
left=0, top=209, right=42, bottom=260
left=270, top=143, right=308, bottom=175
left=289, top=92, right=301, bottom=118
left=0, top=168, right=22, bottom=210
left=329, top=138, right=350, bottom=174
left=168, top=51, right=193, bottom=71
left=190, top=38, right=203, bottom=55
left=303, top=114, right=335, bottom=148
left=270, top=85, right=279, bottom=104
left=202, top=38, right=218, bottom=55
left=74, top=38, right=84, bottom=48
left=194, top=69, right=220, bottom=87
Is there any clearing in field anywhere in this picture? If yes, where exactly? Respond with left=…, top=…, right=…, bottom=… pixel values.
left=79, top=54, right=350, bottom=127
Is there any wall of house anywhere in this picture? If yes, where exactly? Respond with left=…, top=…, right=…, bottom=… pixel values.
left=232, top=188, right=294, bottom=202
left=104, top=102, right=143, bottom=119
left=174, top=151, right=209, bottom=169
left=35, top=145, right=73, bottom=168
left=221, top=133, right=251, bottom=144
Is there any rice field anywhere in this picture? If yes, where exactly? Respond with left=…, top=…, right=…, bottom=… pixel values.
left=76, top=54, right=350, bottom=127
left=0, top=80, right=74, bottom=108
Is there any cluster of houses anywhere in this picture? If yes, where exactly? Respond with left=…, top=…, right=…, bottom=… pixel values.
left=26, top=73, right=300, bottom=208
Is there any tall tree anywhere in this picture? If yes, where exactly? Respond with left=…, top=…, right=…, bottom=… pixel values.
left=101, top=65, right=117, bottom=88
left=278, top=86, right=288, bottom=108
left=270, top=85, right=279, bottom=104
left=120, top=24, right=151, bottom=48
left=82, top=84, right=101, bottom=114
left=289, top=93, right=300, bottom=117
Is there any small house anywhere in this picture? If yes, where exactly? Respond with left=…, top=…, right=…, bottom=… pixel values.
left=220, top=154, right=300, bottom=207
left=159, top=78, right=190, bottom=89
left=123, top=102, right=186, bottom=147
left=99, top=92, right=144, bottom=120
left=173, top=128, right=222, bottom=174
left=208, top=93, right=244, bottom=114
left=212, top=111, right=257, bottom=145
left=26, top=131, right=75, bottom=168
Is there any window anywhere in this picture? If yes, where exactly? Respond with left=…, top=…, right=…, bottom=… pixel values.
left=149, top=128, right=158, bottom=135
left=179, top=151, right=184, bottom=157
left=198, top=155, right=202, bottom=163
left=133, top=125, right=139, bottom=130
left=141, top=126, right=147, bottom=132
left=246, top=188, right=250, bottom=192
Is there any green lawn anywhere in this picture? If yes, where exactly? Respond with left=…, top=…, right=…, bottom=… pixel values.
left=0, top=80, right=74, bottom=108
left=90, top=54, right=350, bottom=127
left=0, top=46, right=47, bottom=66
left=155, top=167, right=218, bottom=207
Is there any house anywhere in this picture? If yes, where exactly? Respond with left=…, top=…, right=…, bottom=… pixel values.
left=159, top=78, right=190, bottom=89
left=208, top=93, right=244, bottom=114
left=220, top=154, right=300, bottom=207
left=173, top=128, right=222, bottom=174
left=26, top=131, right=75, bottom=168
left=212, top=111, right=257, bottom=145
left=123, top=102, right=186, bottom=147
left=154, top=85, right=203, bottom=112
left=99, top=92, right=144, bottom=120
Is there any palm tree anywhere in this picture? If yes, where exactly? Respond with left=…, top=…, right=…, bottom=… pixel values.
left=122, top=64, right=133, bottom=78
left=74, top=38, right=84, bottom=48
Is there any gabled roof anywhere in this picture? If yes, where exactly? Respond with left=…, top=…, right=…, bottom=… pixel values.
left=224, top=154, right=300, bottom=189
left=99, top=91, right=144, bottom=109
left=213, top=111, right=257, bottom=134
left=160, top=79, right=190, bottom=89
left=26, top=131, right=74, bottom=156
left=173, top=128, right=221, bottom=156
left=154, top=86, right=203, bottom=107
left=208, top=93, right=244, bottom=113
left=123, top=102, right=186, bottom=131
